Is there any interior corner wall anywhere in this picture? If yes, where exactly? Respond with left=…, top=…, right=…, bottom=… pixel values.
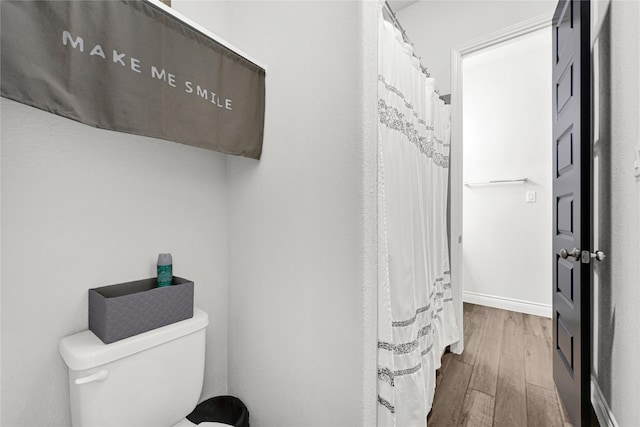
left=592, top=0, right=640, bottom=425
left=0, top=98, right=230, bottom=426
left=173, top=1, right=377, bottom=426
left=397, top=1, right=557, bottom=94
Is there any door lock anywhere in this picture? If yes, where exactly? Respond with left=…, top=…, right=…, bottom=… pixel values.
left=580, top=250, right=607, bottom=263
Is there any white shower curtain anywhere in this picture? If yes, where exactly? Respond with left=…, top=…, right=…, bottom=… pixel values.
left=377, top=9, right=460, bottom=427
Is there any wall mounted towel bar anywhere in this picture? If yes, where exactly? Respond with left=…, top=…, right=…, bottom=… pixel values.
left=464, top=178, right=528, bottom=186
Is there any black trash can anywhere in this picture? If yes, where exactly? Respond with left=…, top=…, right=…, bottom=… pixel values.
left=187, top=396, right=250, bottom=427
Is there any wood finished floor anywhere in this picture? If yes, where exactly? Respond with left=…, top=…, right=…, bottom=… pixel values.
left=427, top=303, right=576, bottom=427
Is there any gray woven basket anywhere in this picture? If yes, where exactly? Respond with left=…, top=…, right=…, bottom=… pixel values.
left=89, top=277, right=194, bottom=344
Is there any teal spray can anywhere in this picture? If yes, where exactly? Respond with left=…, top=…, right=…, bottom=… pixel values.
left=157, top=253, right=173, bottom=287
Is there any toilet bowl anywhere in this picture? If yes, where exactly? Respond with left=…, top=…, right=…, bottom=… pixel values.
left=60, top=308, right=223, bottom=427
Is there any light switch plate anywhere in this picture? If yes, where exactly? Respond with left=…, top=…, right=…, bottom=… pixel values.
left=526, top=191, right=536, bottom=203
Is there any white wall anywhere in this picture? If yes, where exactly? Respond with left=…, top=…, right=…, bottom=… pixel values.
left=0, top=99, right=230, bottom=426
left=175, top=2, right=376, bottom=426
left=398, top=1, right=556, bottom=94
left=592, top=1, right=640, bottom=425
left=1, top=2, right=378, bottom=426
left=174, top=2, right=379, bottom=426
left=461, top=29, right=552, bottom=315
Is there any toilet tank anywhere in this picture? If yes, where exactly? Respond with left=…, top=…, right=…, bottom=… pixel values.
left=60, top=307, right=209, bottom=427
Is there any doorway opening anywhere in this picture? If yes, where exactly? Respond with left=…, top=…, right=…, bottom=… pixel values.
left=449, top=12, right=553, bottom=354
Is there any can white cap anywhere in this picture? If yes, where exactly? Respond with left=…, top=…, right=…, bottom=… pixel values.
left=157, top=253, right=172, bottom=266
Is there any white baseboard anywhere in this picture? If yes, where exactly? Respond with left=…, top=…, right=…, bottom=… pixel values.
left=462, top=291, right=552, bottom=318
left=591, top=376, right=619, bottom=427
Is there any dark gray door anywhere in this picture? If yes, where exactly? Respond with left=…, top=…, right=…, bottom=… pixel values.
left=552, top=0, right=591, bottom=425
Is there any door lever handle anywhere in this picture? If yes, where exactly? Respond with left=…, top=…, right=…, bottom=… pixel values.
left=560, top=248, right=581, bottom=261
left=560, top=248, right=606, bottom=263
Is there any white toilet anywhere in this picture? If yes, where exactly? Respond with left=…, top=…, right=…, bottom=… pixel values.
left=59, top=307, right=231, bottom=427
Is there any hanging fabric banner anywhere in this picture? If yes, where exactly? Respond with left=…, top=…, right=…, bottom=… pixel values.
left=0, top=0, right=266, bottom=159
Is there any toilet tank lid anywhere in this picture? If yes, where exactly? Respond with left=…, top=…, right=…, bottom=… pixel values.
left=59, top=307, right=209, bottom=371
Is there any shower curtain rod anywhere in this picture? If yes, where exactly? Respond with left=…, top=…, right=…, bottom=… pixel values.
left=382, top=1, right=431, bottom=77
